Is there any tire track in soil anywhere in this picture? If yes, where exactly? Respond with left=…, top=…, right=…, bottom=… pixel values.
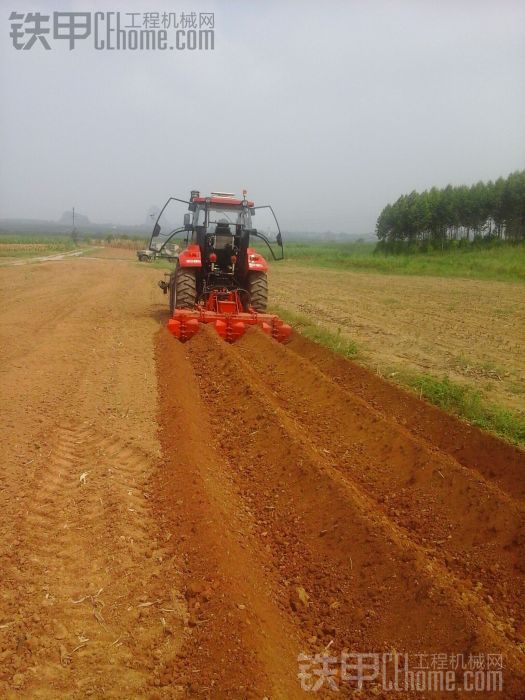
left=2, top=421, right=186, bottom=698
left=0, top=258, right=188, bottom=698
left=155, top=324, right=525, bottom=698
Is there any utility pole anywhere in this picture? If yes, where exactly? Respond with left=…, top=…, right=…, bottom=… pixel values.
left=71, top=206, right=78, bottom=245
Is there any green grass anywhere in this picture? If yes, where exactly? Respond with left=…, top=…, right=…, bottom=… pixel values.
left=271, top=306, right=359, bottom=359
left=277, top=241, right=525, bottom=282
left=281, top=241, right=375, bottom=266
left=401, top=373, right=525, bottom=445
left=148, top=258, right=175, bottom=271
left=137, top=238, right=524, bottom=282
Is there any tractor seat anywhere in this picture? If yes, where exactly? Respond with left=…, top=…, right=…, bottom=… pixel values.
left=214, top=222, right=233, bottom=249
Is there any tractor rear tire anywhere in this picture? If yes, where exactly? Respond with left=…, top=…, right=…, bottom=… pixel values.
left=170, top=267, right=196, bottom=314
left=248, top=272, right=268, bottom=313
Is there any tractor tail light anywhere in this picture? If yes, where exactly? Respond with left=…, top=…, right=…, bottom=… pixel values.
left=230, top=255, right=237, bottom=264
left=209, top=252, right=217, bottom=263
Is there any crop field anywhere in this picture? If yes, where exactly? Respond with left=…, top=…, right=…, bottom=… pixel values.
left=0, top=244, right=524, bottom=697
left=0, top=236, right=79, bottom=260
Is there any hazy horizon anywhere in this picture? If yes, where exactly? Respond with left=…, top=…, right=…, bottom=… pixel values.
left=1, top=0, right=524, bottom=234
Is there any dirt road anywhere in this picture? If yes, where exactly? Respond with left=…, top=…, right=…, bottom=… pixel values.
left=1, top=253, right=524, bottom=698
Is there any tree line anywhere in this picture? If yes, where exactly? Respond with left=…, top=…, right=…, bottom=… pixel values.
left=376, top=171, right=525, bottom=250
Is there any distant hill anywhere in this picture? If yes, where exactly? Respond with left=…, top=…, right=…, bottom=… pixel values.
left=58, top=211, right=91, bottom=226
left=0, top=217, right=373, bottom=242
left=0, top=218, right=150, bottom=237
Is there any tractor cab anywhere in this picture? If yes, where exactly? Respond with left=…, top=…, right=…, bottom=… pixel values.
left=190, top=195, right=254, bottom=282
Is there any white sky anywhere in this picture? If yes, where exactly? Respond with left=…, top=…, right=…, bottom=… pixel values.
left=0, top=0, right=524, bottom=233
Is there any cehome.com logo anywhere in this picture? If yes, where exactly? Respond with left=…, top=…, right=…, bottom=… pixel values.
left=9, top=11, right=215, bottom=51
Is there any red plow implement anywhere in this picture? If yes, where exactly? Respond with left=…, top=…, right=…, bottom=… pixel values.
left=167, top=290, right=291, bottom=343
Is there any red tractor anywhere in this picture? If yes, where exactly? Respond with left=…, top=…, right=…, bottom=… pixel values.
left=151, top=191, right=291, bottom=343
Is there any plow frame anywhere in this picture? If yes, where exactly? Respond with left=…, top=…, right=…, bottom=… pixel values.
left=167, top=289, right=291, bottom=344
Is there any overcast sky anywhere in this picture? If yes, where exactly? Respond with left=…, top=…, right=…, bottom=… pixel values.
left=0, top=0, right=524, bottom=233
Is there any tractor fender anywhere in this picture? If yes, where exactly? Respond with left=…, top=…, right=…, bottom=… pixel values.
left=247, top=247, right=269, bottom=273
left=178, top=244, right=202, bottom=268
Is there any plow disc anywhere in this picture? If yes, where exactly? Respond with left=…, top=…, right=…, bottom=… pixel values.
left=167, top=290, right=292, bottom=343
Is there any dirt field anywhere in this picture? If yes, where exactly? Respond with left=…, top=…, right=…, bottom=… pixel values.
left=1, top=252, right=525, bottom=698
left=271, top=263, right=524, bottom=414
